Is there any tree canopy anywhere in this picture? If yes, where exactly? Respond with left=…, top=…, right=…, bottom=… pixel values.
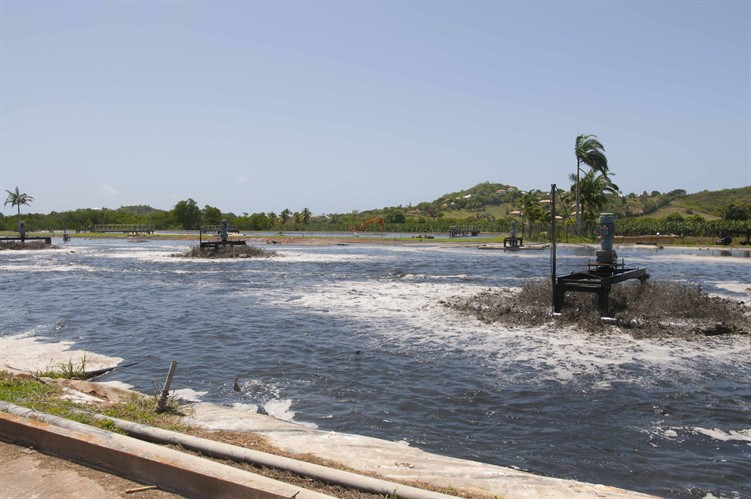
left=172, top=198, right=201, bottom=230
left=202, top=204, right=222, bottom=226
left=574, top=134, right=609, bottom=231
left=572, top=170, right=620, bottom=229
left=4, top=186, right=34, bottom=216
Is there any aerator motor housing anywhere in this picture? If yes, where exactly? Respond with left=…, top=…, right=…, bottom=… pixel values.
left=554, top=213, right=649, bottom=314
left=596, top=213, right=617, bottom=268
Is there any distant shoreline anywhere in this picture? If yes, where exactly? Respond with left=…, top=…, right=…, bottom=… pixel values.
left=1, top=230, right=746, bottom=249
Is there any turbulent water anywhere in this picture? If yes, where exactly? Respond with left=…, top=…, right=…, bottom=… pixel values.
left=1, top=237, right=750, bottom=498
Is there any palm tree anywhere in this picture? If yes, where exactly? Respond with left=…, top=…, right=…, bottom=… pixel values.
left=518, top=191, right=543, bottom=238
left=555, top=189, right=575, bottom=242
left=301, top=208, right=312, bottom=226
left=4, top=186, right=34, bottom=217
left=574, top=134, right=609, bottom=233
left=280, top=209, right=291, bottom=225
left=572, top=170, right=619, bottom=233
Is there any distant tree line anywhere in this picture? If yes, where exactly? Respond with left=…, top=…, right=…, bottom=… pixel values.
left=2, top=183, right=748, bottom=240
left=616, top=217, right=750, bottom=238
left=0, top=199, right=317, bottom=233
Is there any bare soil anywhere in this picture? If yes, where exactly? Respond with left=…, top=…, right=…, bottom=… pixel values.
left=174, top=244, right=277, bottom=259
left=442, top=279, right=750, bottom=339
left=0, top=241, right=56, bottom=250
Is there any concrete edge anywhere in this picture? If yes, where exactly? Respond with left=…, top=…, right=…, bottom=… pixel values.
left=0, top=409, right=333, bottom=499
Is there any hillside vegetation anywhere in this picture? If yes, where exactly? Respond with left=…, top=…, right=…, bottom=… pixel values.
left=2, top=183, right=749, bottom=242
left=412, top=183, right=751, bottom=222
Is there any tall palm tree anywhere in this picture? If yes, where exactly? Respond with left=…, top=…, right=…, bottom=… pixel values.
left=554, top=188, right=575, bottom=242
left=280, top=209, right=291, bottom=225
left=518, top=191, right=543, bottom=238
left=574, top=134, right=609, bottom=232
left=301, top=208, right=312, bottom=226
left=572, top=170, right=619, bottom=232
left=4, top=186, right=34, bottom=216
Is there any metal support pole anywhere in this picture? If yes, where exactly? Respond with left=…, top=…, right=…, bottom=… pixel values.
left=156, top=361, right=177, bottom=413
left=551, top=184, right=557, bottom=314
left=598, top=286, right=611, bottom=315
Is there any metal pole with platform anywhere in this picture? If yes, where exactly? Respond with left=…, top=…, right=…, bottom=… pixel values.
left=199, top=219, right=247, bottom=250
left=552, top=212, right=649, bottom=315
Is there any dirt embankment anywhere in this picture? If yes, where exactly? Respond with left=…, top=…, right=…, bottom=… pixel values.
left=174, top=245, right=277, bottom=259
left=442, top=280, right=751, bottom=339
left=0, top=240, right=55, bottom=250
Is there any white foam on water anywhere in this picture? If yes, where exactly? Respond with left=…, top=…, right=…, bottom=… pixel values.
left=264, top=276, right=751, bottom=388
left=231, top=402, right=260, bottom=412
left=114, top=251, right=190, bottom=263
left=271, top=242, right=482, bottom=264
left=0, top=262, right=98, bottom=273
left=172, top=388, right=208, bottom=402
left=0, top=333, right=123, bottom=373
left=221, top=376, right=315, bottom=428
left=648, top=252, right=751, bottom=265
left=272, top=249, right=383, bottom=264
left=228, top=379, right=313, bottom=427
left=647, top=423, right=751, bottom=449
left=237, top=398, right=316, bottom=428
left=709, top=281, right=751, bottom=295
left=397, top=272, right=478, bottom=281
left=263, top=399, right=318, bottom=428
left=235, top=378, right=281, bottom=399
left=170, top=269, right=223, bottom=275
left=691, top=427, right=751, bottom=443
left=263, top=398, right=296, bottom=421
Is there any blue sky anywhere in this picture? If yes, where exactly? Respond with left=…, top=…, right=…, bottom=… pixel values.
left=1, top=1, right=749, bottom=216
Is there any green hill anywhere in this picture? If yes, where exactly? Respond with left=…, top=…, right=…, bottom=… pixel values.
left=417, top=183, right=751, bottom=223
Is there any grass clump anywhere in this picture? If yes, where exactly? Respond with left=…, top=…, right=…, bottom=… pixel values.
left=0, top=371, right=95, bottom=425
left=35, top=355, right=89, bottom=380
left=0, top=370, right=189, bottom=433
left=103, top=392, right=189, bottom=432
left=0, top=371, right=57, bottom=405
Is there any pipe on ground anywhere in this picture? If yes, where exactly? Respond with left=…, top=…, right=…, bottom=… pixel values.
left=0, top=402, right=455, bottom=499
